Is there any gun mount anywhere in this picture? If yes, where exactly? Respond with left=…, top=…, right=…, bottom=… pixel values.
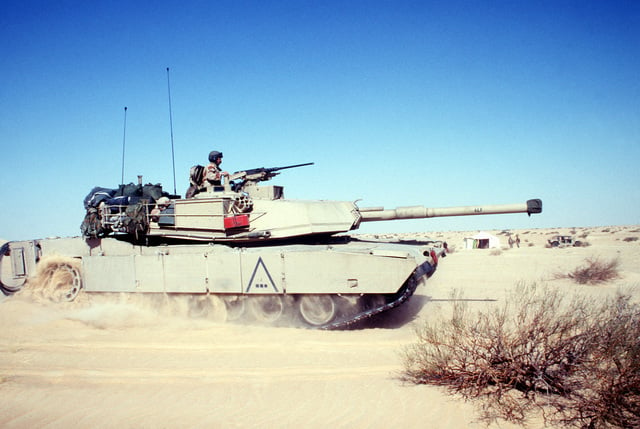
left=229, top=162, right=314, bottom=185
left=1, top=160, right=542, bottom=329
left=226, top=162, right=314, bottom=200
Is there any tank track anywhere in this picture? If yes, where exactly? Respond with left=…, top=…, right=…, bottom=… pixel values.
left=318, top=260, right=433, bottom=330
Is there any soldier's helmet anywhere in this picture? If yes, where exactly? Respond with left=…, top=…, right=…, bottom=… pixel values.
left=208, top=151, right=223, bottom=162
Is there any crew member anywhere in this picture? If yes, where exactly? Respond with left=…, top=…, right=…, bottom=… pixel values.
left=185, top=150, right=230, bottom=198
left=205, top=151, right=229, bottom=186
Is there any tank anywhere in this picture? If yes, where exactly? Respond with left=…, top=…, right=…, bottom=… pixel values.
left=0, top=163, right=542, bottom=328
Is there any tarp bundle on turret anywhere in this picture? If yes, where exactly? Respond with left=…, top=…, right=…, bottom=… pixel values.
left=80, top=182, right=171, bottom=239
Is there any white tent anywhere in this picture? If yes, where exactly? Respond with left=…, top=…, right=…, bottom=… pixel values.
left=463, top=232, right=501, bottom=249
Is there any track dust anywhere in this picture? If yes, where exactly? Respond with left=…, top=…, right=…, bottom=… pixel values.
left=16, top=253, right=230, bottom=329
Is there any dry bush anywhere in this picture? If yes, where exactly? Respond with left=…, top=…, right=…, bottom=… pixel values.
left=556, top=293, right=640, bottom=428
left=566, top=257, right=620, bottom=284
left=623, top=236, right=638, bottom=242
left=401, top=285, right=640, bottom=428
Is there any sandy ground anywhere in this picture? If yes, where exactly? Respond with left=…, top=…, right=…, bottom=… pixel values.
left=1, top=225, right=639, bottom=428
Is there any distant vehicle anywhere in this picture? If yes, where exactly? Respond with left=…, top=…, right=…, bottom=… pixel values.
left=548, top=235, right=581, bottom=248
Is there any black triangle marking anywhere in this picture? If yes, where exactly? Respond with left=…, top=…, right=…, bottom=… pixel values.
left=245, top=256, right=279, bottom=293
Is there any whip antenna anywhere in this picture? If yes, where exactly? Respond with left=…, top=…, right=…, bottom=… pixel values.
left=166, top=67, right=177, bottom=194
left=120, top=106, right=128, bottom=185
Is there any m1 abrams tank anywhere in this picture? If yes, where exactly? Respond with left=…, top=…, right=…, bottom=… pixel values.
left=1, top=163, right=542, bottom=328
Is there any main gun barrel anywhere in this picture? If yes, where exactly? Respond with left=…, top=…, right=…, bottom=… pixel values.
left=358, top=199, right=542, bottom=222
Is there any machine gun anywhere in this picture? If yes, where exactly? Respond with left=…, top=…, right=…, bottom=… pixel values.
left=229, top=162, right=314, bottom=185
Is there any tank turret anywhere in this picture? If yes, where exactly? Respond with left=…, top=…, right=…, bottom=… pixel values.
left=77, top=163, right=541, bottom=243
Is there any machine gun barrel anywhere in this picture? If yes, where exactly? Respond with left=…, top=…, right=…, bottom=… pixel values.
left=242, top=162, right=314, bottom=176
left=267, top=162, right=314, bottom=172
left=230, top=162, right=314, bottom=182
left=358, top=199, right=542, bottom=222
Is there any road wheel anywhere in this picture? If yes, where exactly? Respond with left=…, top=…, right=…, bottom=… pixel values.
left=249, top=295, right=284, bottom=323
left=38, top=260, right=83, bottom=302
left=298, top=295, right=336, bottom=326
left=223, top=296, right=246, bottom=321
left=188, top=295, right=226, bottom=322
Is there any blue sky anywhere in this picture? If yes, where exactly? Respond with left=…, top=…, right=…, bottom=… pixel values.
left=1, top=1, right=639, bottom=241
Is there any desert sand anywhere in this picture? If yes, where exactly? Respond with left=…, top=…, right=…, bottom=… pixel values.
left=1, top=225, right=638, bottom=428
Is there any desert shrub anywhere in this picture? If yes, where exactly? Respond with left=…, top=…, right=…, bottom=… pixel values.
left=557, top=293, right=640, bottom=428
left=623, top=236, right=638, bottom=242
left=401, top=285, right=640, bottom=428
left=566, top=257, right=620, bottom=284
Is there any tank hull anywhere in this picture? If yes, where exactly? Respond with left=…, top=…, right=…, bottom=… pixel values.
left=1, top=237, right=441, bottom=328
